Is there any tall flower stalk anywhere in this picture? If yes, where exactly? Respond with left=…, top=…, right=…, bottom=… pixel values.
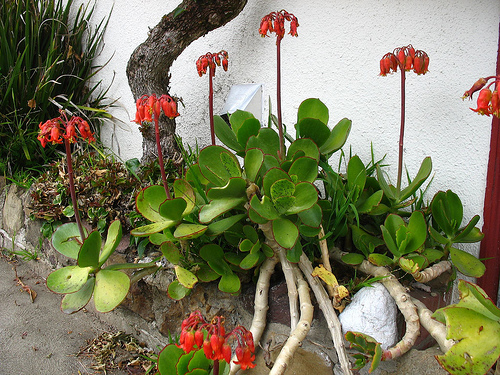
left=134, top=94, right=180, bottom=198
left=259, top=10, right=299, bottom=160
left=37, top=110, right=96, bottom=241
left=196, top=51, right=229, bottom=145
left=379, top=45, right=429, bottom=192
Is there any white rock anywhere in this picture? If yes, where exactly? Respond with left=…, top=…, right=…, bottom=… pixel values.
left=338, top=282, right=398, bottom=350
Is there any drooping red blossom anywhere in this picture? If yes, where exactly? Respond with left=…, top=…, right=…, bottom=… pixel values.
left=471, top=88, right=493, bottom=116
left=462, top=77, right=488, bottom=100
left=177, top=311, right=255, bottom=369
left=133, top=94, right=179, bottom=125
left=491, top=90, right=500, bottom=117
left=37, top=115, right=95, bottom=148
left=259, top=10, right=299, bottom=41
left=196, top=51, right=228, bottom=77
left=379, top=45, right=429, bottom=77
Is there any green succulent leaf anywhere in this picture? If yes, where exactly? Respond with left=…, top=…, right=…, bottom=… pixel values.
left=287, top=138, right=320, bottom=162
left=93, top=270, right=130, bottom=313
left=357, top=190, right=384, bottom=214
left=347, top=155, right=367, bottom=196
left=213, top=114, right=242, bottom=152
left=47, top=266, right=91, bottom=294
left=160, top=241, right=181, bottom=264
left=297, top=98, right=329, bottom=124
left=196, top=264, right=220, bottom=283
left=272, top=217, right=299, bottom=249
left=206, top=214, right=247, bottom=236
left=173, top=224, right=208, bottom=240
left=246, top=128, right=280, bottom=158
left=219, top=273, right=241, bottom=294
left=433, top=281, right=500, bottom=375
left=200, top=244, right=232, bottom=276
left=249, top=195, right=279, bottom=221
left=449, top=247, right=486, bottom=277
left=131, top=220, right=176, bottom=237
left=167, top=280, right=191, bottom=300
left=244, top=148, right=264, bottom=182
left=198, top=145, right=241, bottom=186
left=288, top=156, right=318, bottom=183
left=399, top=156, right=432, bottom=202
left=453, top=215, right=483, bottom=243
left=342, top=253, right=365, bottom=265
left=237, top=118, right=261, bottom=148
left=368, top=253, right=394, bottom=267
left=175, top=265, right=198, bottom=289
left=135, top=185, right=168, bottom=222
left=173, top=179, right=197, bottom=215
left=376, top=165, right=396, bottom=202
left=319, top=118, right=352, bottom=157
left=159, top=197, right=188, bottom=222
left=158, top=343, right=185, bottom=375
left=51, top=223, right=87, bottom=259
left=240, top=252, right=261, bottom=269
left=61, top=277, right=95, bottom=314
left=230, top=109, right=256, bottom=135
left=98, top=220, right=123, bottom=267
left=296, top=117, right=330, bottom=148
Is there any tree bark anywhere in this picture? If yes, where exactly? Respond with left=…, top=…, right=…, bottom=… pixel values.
left=126, top=0, right=248, bottom=163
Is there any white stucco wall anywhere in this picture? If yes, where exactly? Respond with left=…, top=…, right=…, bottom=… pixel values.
left=89, top=0, right=499, bottom=259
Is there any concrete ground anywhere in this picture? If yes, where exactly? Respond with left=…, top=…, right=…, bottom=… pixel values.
left=0, top=255, right=128, bottom=375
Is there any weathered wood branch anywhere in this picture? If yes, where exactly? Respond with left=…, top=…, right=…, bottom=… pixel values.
left=126, top=0, right=247, bottom=163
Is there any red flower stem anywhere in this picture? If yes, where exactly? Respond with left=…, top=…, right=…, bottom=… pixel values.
left=397, top=67, right=406, bottom=194
left=213, top=359, right=219, bottom=375
left=276, top=36, right=284, bottom=160
left=209, top=66, right=216, bottom=145
left=64, top=138, right=86, bottom=241
left=155, top=117, right=171, bottom=199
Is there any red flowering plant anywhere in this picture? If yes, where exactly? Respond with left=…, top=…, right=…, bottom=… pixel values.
left=377, top=45, right=432, bottom=207
left=462, top=76, right=500, bottom=118
left=38, top=111, right=158, bottom=314
left=157, top=311, right=255, bottom=375
left=196, top=51, right=229, bottom=145
left=259, top=10, right=299, bottom=160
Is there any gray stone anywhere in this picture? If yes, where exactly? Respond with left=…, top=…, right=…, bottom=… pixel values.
left=339, top=283, right=398, bottom=350
left=2, top=184, right=25, bottom=235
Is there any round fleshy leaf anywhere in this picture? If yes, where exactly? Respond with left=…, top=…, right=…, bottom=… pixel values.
left=159, top=197, right=188, bottom=221
left=237, top=118, right=261, bottom=148
left=287, top=182, right=318, bottom=214
left=131, top=220, right=175, bottom=237
left=288, top=138, right=320, bottom=161
left=173, top=223, right=208, bottom=240
left=160, top=241, right=181, bottom=264
left=199, top=244, right=232, bottom=276
left=167, top=280, right=191, bottom=300
left=47, top=266, right=91, bottom=294
left=240, top=253, right=260, bottom=270
left=77, top=230, right=101, bottom=269
left=196, top=264, right=220, bottom=282
left=218, top=273, right=241, bottom=294
left=173, top=179, right=197, bottom=215
left=272, top=217, right=299, bottom=249
left=288, top=157, right=318, bottom=183
left=198, top=145, right=241, bottom=186
left=450, top=247, right=486, bottom=277
left=342, top=253, right=365, bottom=265
left=51, top=223, right=87, bottom=259
left=214, top=114, right=242, bottom=152
left=297, top=98, right=329, bottom=125
left=61, top=277, right=95, bottom=314
left=135, top=185, right=168, bottom=222
left=296, top=118, right=330, bottom=147
left=263, top=168, right=290, bottom=196
left=246, top=128, right=280, bottom=157
left=207, top=214, right=246, bottom=236
left=175, top=265, right=198, bottom=289
left=158, top=343, right=185, bottom=375
left=319, top=118, right=352, bottom=156
left=93, top=270, right=130, bottom=313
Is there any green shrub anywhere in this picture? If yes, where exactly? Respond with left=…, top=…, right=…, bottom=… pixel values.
left=0, top=0, right=112, bottom=176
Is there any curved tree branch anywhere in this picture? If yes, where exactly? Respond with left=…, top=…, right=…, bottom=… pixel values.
left=126, top=0, right=248, bottom=163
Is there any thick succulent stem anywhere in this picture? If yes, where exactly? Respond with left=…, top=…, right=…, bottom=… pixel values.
left=319, top=226, right=336, bottom=298
left=331, top=247, right=420, bottom=361
left=410, top=297, right=455, bottom=353
left=270, top=266, right=313, bottom=375
left=229, top=254, right=278, bottom=375
left=277, top=246, right=299, bottom=330
left=412, top=260, right=452, bottom=283
left=298, top=253, right=353, bottom=375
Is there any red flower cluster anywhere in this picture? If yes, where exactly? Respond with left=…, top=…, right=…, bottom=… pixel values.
left=463, top=77, right=500, bottom=118
left=178, top=311, right=256, bottom=370
left=38, top=115, right=95, bottom=148
left=379, top=45, right=429, bottom=76
left=133, top=94, right=179, bottom=124
left=196, top=51, right=229, bottom=77
left=259, top=10, right=299, bottom=40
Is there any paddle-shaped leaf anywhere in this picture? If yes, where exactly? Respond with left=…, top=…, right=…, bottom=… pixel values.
left=47, top=266, right=91, bottom=294
left=93, top=269, right=130, bottom=313
left=51, top=223, right=87, bottom=259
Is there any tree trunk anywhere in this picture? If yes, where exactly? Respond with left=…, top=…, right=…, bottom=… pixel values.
left=126, top=0, right=248, bottom=164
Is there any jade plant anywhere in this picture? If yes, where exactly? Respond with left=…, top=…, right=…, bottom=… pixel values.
left=38, top=111, right=158, bottom=313
left=124, top=11, right=497, bottom=375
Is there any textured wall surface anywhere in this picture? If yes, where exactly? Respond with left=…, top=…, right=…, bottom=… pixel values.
left=89, top=0, right=499, bottom=258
